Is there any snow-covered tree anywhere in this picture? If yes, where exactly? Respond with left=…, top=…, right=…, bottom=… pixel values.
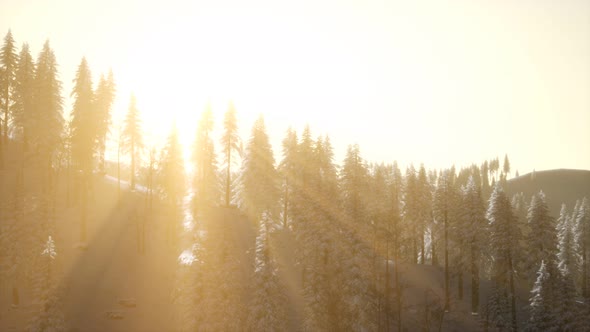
left=557, top=204, right=577, bottom=276
left=29, top=236, right=65, bottom=332
left=526, top=191, right=557, bottom=277
left=526, top=260, right=556, bottom=331
left=486, top=183, right=520, bottom=331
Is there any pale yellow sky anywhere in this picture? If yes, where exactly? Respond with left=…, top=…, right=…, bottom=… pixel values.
left=1, top=0, right=589, bottom=173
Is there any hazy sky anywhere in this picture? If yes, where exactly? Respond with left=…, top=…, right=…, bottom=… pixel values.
left=1, top=0, right=589, bottom=173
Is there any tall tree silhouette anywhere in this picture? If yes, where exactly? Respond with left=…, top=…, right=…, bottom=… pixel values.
left=121, top=94, right=143, bottom=189
left=238, top=115, right=278, bottom=222
left=192, top=105, right=219, bottom=215
left=486, top=183, right=521, bottom=331
left=12, top=43, right=35, bottom=151
left=32, top=40, right=63, bottom=192
left=1, top=30, right=17, bottom=146
left=158, top=123, right=185, bottom=245
left=94, top=69, right=115, bottom=173
left=221, top=102, right=240, bottom=206
left=70, top=57, right=95, bottom=173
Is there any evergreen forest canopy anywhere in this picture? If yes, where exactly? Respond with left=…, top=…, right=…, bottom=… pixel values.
left=1, top=30, right=590, bottom=331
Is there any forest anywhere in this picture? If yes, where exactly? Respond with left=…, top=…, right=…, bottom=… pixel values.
left=1, top=29, right=590, bottom=332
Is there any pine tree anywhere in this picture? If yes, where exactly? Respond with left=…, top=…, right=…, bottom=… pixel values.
left=94, top=69, right=115, bottom=173
left=29, top=235, right=65, bottom=332
left=220, top=102, right=241, bottom=206
left=158, top=123, right=185, bottom=246
left=248, top=212, right=287, bottom=331
left=121, top=94, right=143, bottom=189
left=433, top=169, right=457, bottom=311
left=526, top=191, right=557, bottom=277
left=70, top=57, right=95, bottom=173
left=403, top=165, right=419, bottom=263
left=238, top=115, right=278, bottom=221
left=278, top=127, right=298, bottom=228
left=557, top=204, right=577, bottom=276
left=12, top=43, right=35, bottom=148
left=503, top=154, right=511, bottom=178
left=1, top=30, right=17, bottom=145
left=460, top=175, right=486, bottom=314
left=192, top=105, right=219, bottom=216
left=486, top=183, right=520, bottom=331
left=32, top=40, right=63, bottom=191
left=341, top=144, right=367, bottom=227
left=526, top=260, right=556, bottom=331
left=416, top=164, right=431, bottom=265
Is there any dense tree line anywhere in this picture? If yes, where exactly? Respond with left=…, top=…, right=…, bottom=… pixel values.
left=1, top=30, right=590, bottom=331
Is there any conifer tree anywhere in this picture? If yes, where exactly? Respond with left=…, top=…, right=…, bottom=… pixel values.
left=278, top=127, right=298, bottom=228
left=248, top=212, right=287, bottom=331
left=32, top=40, right=63, bottom=191
left=221, top=102, right=241, bottom=206
left=70, top=57, right=95, bottom=173
left=557, top=204, right=577, bottom=276
left=433, top=169, right=457, bottom=311
left=192, top=105, right=219, bottom=215
left=238, top=115, right=278, bottom=221
left=94, top=70, right=115, bottom=172
left=503, top=154, right=510, bottom=177
left=526, top=191, right=557, bottom=277
left=486, top=183, right=520, bottom=331
left=29, top=235, right=65, bottom=332
left=12, top=43, right=35, bottom=149
left=526, top=260, right=556, bottom=331
left=121, top=94, right=143, bottom=189
left=1, top=30, right=17, bottom=144
left=460, top=176, right=486, bottom=314
left=158, top=123, right=185, bottom=245
left=341, top=144, right=367, bottom=227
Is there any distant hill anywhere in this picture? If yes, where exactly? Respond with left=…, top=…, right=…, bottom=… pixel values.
left=506, top=169, right=590, bottom=217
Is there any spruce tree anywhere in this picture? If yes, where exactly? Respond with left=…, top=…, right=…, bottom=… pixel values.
left=433, top=169, right=457, bottom=311
left=460, top=175, right=486, bottom=314
left=158, top=123, right=185, bottom=246
left=192, top=105, right=219, bottom=216
left=121, top=94, right=143, bottom=189
left=1, top=30, right=17, bottom=144
left=32, top=40, right=63, bottom=191
left=220, top=102, right=241, bottom=206
left=278, top=127, right=298, bottom=228
left=70, top=57, right=95, bottom=173
left=12, top=43, right=35, bottom=149
left=526, top=191, right=557, bottom=277
left=94, top=69, right=115, bottom=173
left=526, top=260, right=556, bottom=331
left=486, top=183, right=520, bottom=331
left=238, top=115, right=278, bottom=221
left=248, top=212, right=287, bottom=331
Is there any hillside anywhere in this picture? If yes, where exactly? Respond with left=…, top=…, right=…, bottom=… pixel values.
left=506, top=169, right=590, bottom=217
